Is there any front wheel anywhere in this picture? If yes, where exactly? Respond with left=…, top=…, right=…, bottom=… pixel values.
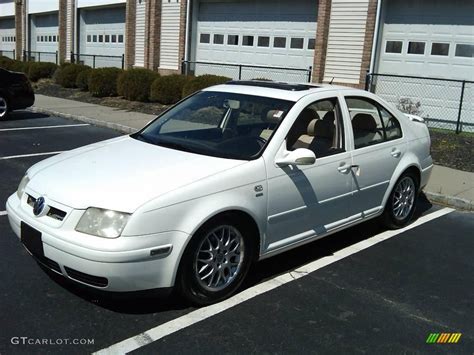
left=177, top=217, right=254, bottom=306
left=0, top=95, right=9, bottom=120
left=382, top=171, right=419, bottom=229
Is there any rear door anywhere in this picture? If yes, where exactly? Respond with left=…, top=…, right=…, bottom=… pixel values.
left=342, top=93, right=406, bottom=218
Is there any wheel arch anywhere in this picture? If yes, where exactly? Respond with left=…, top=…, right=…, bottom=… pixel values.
left=172, top=208, right=262, bottom=286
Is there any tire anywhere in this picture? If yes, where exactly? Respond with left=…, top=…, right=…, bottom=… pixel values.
left=0, top=95, right=9, bottom=120
left=382, top=171, right=419, bottom=229
left=177, top=216, right=255, bottom=306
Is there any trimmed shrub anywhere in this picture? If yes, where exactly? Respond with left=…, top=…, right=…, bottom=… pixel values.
left=55, top=63, right=90, bottom=88
left=117, top=68, right=159, bottom=102
left=27, top=62, right=58, bottom=82
left=182, top=74, right=231, bottom=97
left=0, top=56, right=15, bottom=70
left=75, top=68, right=92, bottom=91
left=88, top=67, right=123, bottom=97
left=149, top=74, right=190, bottom=105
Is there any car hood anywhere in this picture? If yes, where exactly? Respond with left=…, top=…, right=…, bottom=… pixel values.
left=27, top=136, right=247, bottom=212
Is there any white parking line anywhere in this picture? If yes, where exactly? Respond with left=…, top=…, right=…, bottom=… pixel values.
left=94, top=207, right=455, bottom=355
left=0, top=124, right=90, bottom=132
left=0, top=151, right=64, bottom=160
left=0, top=211, right=7, bottom=217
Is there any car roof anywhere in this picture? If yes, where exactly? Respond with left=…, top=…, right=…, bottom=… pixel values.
left=203, top=80, right=358, bottom=102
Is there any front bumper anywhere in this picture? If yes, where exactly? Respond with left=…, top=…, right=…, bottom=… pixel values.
left=6, top=193, right=189, bottom=292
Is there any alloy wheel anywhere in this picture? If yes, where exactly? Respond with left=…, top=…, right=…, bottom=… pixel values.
left=194, top=225, right=245, bottom=292
left=392, top=176, right=416, bottom=220
left=0, top=97, right=7, bottom=119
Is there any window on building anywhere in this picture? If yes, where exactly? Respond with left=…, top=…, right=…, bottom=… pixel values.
left=274, top=37, right=286, bottom=48
left=99, top=35, right=103, bottom=42
left=290, top=38, right=304, bottom=49
left=112, top=34, right=117, bottom=43
left=431, top=43, right=449, bottom=56
left=257, top=36, right=270, bottom=47
left=105, top=35, right=110, bottom=42
left=385, top=40, right=403, bottom=54
left=407, top=41, right=425, bottom=55
left=308, top=38, right=315, bottom=50
left=228, top=35, right=239, bottom=45
left=93, top=35, right=97, bottom=43
left=199, top=33, right=210, bottom=44
left=118, top=34, right=124, bottom=43
left=213, top=34, right=224, bottom=45
left=242, top=35, right=254, bottom=46
left=455, top=44, right=473, bottom=58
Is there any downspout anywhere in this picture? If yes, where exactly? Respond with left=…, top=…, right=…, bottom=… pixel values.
left=369, top=0, right=382, bottom=73
left=184, top=0, right=191, bottom=61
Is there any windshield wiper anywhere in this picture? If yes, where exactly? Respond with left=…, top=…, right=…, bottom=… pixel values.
left=155, top=140, right=201, bottom=154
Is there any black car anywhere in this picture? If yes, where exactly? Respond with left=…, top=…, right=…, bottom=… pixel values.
left=0, top=67, right=35, bottom=120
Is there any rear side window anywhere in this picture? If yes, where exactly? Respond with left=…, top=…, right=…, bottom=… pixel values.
left=346, top=97, right=402, bottom=149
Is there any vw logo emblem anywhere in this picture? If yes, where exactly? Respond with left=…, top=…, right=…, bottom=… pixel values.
left=33, top=197, right=46, bottom=216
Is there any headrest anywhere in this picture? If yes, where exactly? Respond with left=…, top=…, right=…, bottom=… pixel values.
left=266, top=110, right=284, bottom=124
left=322, top=111, right=335, bottom=123
left=352, top=113, right=377, bottom=131
left=310, top=119, right=334, bottom=138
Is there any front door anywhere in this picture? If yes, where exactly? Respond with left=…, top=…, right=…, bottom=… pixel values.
left=264, top=95, right=353, bottom=253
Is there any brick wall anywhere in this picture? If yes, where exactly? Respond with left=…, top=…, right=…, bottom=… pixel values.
left=178, top=0, right=188, bottom=72
left=125, top=0, right=136, bottom=68
left=312, top=0, right=331, bottom=83
left=58, top=0, right=67, bottom=63
left=14, top=1, right=23, bottom=60
left=359, top=0, right=378, bottom=89
left=146, top=0, right=161, bottom=70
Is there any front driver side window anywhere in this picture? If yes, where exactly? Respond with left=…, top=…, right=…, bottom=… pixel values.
left=286, top=98, right=344, bottom=158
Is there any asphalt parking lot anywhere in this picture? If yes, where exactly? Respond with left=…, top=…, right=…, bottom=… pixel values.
left=0, top=111, right=473, bottom=355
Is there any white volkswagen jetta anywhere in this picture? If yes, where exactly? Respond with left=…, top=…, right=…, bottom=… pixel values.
left=7, top=81, right=432, bottom=305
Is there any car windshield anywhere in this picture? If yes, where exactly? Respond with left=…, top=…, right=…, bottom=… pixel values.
left=133, top=91, right=294, bottom=160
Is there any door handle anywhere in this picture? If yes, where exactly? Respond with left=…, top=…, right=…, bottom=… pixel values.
left=391, top=148, right=401, bottom=158
left=338, top=164, right=353, bottom=174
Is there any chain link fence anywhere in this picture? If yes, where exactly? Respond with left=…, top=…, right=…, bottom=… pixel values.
left=366, top=73, right=473, bottom=133
left=23, top=50, right=59, bottom=64
left=0, top=49, right=15, bottom=59
left=182, top=61, right=312, bottom=83
left=71, top=53, right=124, bottom=69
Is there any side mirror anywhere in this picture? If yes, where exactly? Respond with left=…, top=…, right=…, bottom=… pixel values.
left=276, top=148, right=316, bottom=167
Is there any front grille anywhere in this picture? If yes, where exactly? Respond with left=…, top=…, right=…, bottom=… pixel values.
left=64, top=267, right=108, bottom=288
left=26, top=194, right=67, bottom=221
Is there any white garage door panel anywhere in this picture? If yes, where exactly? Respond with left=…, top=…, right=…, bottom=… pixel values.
left=0, top=17, right=15, bottom=56
left=29, top=0, right=59, bottom=14
left=375, top=0, right=473, bottom=131
left=79, top=6, right=125, bottom=68
left=30, top=13, right=59, bottom=63
left=194, top=0, right=317, bottom=81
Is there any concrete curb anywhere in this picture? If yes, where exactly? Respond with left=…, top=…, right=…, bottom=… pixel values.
left=29, top=106, right=473, bottom=212
left=424, top=191, right=473, bottom=212
left=29, top=107, right=137, bottom=135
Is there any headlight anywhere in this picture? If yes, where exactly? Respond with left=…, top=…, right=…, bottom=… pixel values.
left=75, top=208, right=130, bottom=238
left=17, top=175, right=30, bottom=199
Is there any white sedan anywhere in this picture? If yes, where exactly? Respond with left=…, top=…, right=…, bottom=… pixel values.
left=6, top=81, right=432, bottom=305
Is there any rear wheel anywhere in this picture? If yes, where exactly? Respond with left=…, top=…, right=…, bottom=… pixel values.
left=0, top=95, right=9, bottom=120
left=177, top=216, right=255, bottom=306
left=382, top=171, right=418, bottom=229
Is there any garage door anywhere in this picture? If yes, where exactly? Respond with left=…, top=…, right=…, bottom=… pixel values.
left=374, top=0, right=474, bottom=131
left=193, top=0, right=317, bottom=81
left=79, top=5, right=125, bottom=68
left=30, top=13, right=59, bottom=64
left=0, top=17, right=15, bottom=59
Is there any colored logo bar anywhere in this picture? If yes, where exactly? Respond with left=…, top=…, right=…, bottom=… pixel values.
left=426, top=333, right=462, bottom=344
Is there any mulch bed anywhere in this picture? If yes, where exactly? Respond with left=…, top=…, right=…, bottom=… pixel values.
left=33, top=80, right=473, bottom=172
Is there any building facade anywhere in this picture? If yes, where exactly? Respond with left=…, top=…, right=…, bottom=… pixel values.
left=0, top=0, right=473, bottom=89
